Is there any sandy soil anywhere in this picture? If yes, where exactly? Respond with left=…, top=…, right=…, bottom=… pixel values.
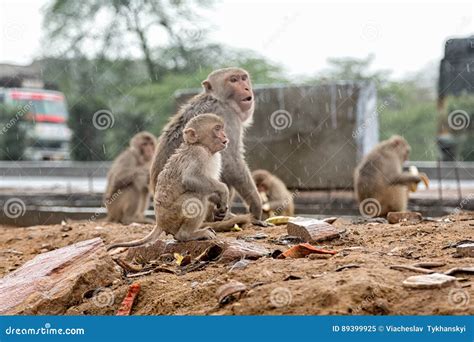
left=0, top=213, right=473, bottom=315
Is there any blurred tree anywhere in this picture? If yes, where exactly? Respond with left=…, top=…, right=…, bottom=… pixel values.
left=43, top=0, right=214, bottom=82
left=310, top=54, right=391, bottom=85
left=68, top=96, right=108, bottom=161
left=0, top=105, right=27, bottom=160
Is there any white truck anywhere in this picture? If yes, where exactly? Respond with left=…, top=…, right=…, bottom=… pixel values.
left=0, top=87, right=72, bottom=160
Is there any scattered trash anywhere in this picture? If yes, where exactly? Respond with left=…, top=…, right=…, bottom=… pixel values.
left=351, top=217, right=387, bottom=224
left=114, top=258, right=143, bottom=273
left=265, top=216, right=292, bottom=225
left=278, top=243, right=337, bottom=259
left=228, top=259, right=250, bottom=272
left=456, top=243, right=474, bottom=257
left=308, top=253, right=333, bottom=260
left=442, top=240, right=474, bottom=250
left=411, top=262, right=446, bottom=268
left=60, top=220, right=72, bottom=232
left=231, top=224, right=242, bottom=232
left=444, top=266, right=474, bottom=276
left=387, top=212, right=422, bottom=224
left=155, top=253, right=174, bottom=264
left=269, top=235, right=304, bottom=245
left=389, top=265, right=434, bottom=274
left=287, top=217, right=346, bottom=243
left=174, top=253, right=192, bottom=266
left=116, top=283, right=141, bottom=316
left=241, top=233, right=268, bottom=241
left=0, top=249, right=23, bottom=255
left=271, top=250, right=283, bottom=258
left=322, top=217, right=338, bottom=224
left=402, top=273, right=457, bottom=289
left=283, top=275, right=302, bottom=281
left=216, top=280, right=247, bottom=305
left=126, top=266, right=176, bottom=278
left=335, top=264, right=360, bottom=272
left=196, top=245, right=223, bottom=262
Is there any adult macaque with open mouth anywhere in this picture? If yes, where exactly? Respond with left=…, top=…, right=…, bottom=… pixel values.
left=150, top=67, right=264, bottom=224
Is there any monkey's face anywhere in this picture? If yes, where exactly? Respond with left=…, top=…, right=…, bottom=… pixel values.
left=227, top=72, right=254, bottom=113
left=208, top=123, right=228, bottom=153
left=203, top=69, right=254, bottom=122
left=140, top=140, right=155, bottom=161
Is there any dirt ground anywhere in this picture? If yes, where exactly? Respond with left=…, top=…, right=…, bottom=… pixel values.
left=0, top=212, right=473, bottom=315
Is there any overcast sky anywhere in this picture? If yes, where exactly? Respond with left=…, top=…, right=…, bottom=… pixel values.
left=0, top=0, right=473, bottom=79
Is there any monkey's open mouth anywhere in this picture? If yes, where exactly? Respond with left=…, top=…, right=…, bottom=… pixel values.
left=242, top=96, right=252, bottom=102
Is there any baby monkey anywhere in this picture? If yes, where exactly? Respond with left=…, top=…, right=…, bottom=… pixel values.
left=108, top=113, right=249, bottom=250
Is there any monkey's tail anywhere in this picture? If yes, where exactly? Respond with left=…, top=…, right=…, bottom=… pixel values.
left=106, top=225, right=163, bottom=251
left=204, top=214, right=252, bottom=232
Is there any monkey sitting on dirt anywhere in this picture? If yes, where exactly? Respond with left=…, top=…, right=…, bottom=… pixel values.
left=354, top=135, right=429, bottom=217
left=107, top=114, right=251, bottom=250
left=104, top=131, right=156, bottom=224
left=150, top=67, right=263, bottom=223
left=252, top=169, right=294, bottom=219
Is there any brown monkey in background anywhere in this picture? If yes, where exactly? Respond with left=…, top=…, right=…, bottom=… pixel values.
left=107, top=114, right=251, bottom=250
left=150, top=67, right=262, bottom=222
left=354, top=135, right=428, bottom=217
left=104, top=131, right=156, bottom=224
left=252, top=169, right=294, bottom=219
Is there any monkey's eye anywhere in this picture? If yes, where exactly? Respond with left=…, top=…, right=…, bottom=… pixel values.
left=214, top=125, right=222, bottom=131
left=241, top=75, right=247, bottom=81
left=230, top=77, right=238, bottom=83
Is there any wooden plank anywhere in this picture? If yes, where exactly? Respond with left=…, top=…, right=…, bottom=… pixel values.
left=0, top=238, right=120, bottom=314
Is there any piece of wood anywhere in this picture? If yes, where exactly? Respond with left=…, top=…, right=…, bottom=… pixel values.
left=402, top=273, right=457, bottom=289
left=287, top=217, right=346, bottom=243
left=387, top=211, right=422, bottom=224
left=411, top=262, right=446, bottom=269
left=216, top=280, right=247, bottom=305
left=116, top=283, right=141, bottom=316
left=390, top=265, right=434, bottom=274
left=444, top=267, right=474, bottom=276
left=126, top=238, right=269, bottom=264
left=456, top=243, right=474, bottom=257
left=0, top=238, right=120, bottom=315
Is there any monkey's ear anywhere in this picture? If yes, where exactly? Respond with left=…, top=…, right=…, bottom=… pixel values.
left=202, top=80, right=212, bottom=93
left=183, top=128, right=198, bottom=144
